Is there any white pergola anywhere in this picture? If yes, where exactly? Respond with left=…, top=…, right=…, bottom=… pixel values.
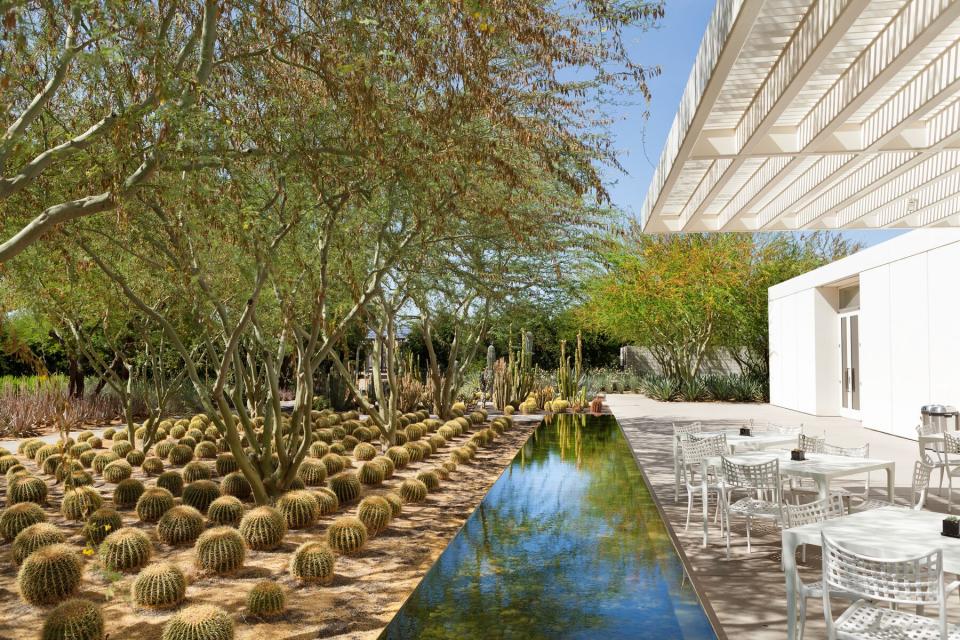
left=640, top=0, right=960, bottom=232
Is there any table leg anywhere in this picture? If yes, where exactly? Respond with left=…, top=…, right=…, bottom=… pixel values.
left=817, top=477, right=829, bottom=501
left=783, top=531, right=798, bottom=640
left=701, top=460, right=709, bottom=547
left=886, top=465, right=895, bottom=502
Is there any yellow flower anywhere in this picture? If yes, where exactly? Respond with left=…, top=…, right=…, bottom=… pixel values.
left=103, top=524, right=112, bottom=531
left=82, top=548, right=94, bottom=556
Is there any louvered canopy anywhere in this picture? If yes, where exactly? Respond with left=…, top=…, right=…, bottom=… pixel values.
left=640, top=0, right=960, bottom=232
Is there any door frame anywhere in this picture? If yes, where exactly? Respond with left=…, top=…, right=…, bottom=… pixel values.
left=838, top=310, right=861, bottom=420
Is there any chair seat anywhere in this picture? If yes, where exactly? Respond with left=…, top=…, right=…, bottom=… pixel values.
left=835, top=600, right=960, bottom=639
left=728, top=497, right=781, bottom=518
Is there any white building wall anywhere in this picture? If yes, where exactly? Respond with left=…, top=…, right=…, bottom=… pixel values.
left=769, top=230, right=960, bottom=438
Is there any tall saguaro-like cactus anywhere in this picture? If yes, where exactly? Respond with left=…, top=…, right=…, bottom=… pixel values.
left=557, top=331, right=586, bottom=405
left=491, top=332, right=535, bottom=410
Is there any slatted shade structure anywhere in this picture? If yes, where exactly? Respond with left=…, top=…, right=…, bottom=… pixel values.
left=640, top=0, right=960, bottom=232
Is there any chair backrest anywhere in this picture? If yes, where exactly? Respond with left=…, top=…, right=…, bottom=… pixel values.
left=821, top=442, right=868, bottom=458
left=681, top=434, right=727, bottom=468
left=821, top=532, right=943, bottom=609
left=911, top=456, right=935, bottom=510
left=917, top=421, right=944, bottom=436
left=783, top=495, right=844, bottom=528
left=721, top=456, right=781, bottom=495
left=943, top=431, right=960, bottom=454
left=798, top=433, right=825, bottom=453
left=673, top=422, right=703, bottom=438
left=769, top=423, right=803, bottom=435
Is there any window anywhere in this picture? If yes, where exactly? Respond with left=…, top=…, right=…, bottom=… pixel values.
left=838, top=284, right=860, bottom=311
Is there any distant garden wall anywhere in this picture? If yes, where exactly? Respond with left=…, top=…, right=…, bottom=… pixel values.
left=620, top=346, right=743, bottom=377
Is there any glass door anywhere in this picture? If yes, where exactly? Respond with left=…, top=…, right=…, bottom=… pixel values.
left=840, top=313, right=860, bottom=414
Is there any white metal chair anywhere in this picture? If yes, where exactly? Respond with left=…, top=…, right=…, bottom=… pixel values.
left=798, top=434, right=825, bottom=453
left=940, top=432, right=960, bottom=513
left=820, top=532, right=960, bottom=640
left=770, top=423, right=804, bottom=435
left=673, top=422, right=703, bottom=502
left=823, top=442, right=872, bottom=502
left=679, top=434, right=728, bottom=534
left=782, top=496, right=846, bottom=640
left=917, top=422, right=950, bottom=493
left=720, top=456, right=782, bottom=557
left=850, top=457, right=933, bottom=514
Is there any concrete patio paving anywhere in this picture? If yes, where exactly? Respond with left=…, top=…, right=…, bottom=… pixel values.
left=607, top=393, right=957, bottom=640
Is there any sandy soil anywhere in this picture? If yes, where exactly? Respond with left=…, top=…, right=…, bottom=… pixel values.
left=0, top=416, right=541, bottom=640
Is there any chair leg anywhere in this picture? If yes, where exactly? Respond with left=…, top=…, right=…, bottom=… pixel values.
left=798, top=594, right=807, bottom=640
left=684, top=487, right=693, bottom=532
left=746, top=515, right=752, bottom=554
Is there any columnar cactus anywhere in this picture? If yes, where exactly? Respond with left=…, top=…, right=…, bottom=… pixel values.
left=328, top=472, right=363, bottom=504
left=239, top=506, right=287, bottom=551
left=136, top=487, right=175, bottom=523
left=113, top=478, right=146, bottom=509
left=13, top=522, right=66, bottom=564
left=10, top=475, right=48, bottom=505
left=357, top=462, right=385, bottom=486
left=62, top=486, right=104, bottom=520
left=157, top=470, right=185, bottom=497
left=207, top=495, right=244, bottom=527
left=195, top=526, right=246, bottom=574
left=157, top=505, right=205, bottom=546
left=276, top=490, right=320, bottom=530
left=132, top=562, right=186, bottom=609
left=326, top=517, right=368, bottom=555
left=246, top=581, right=286, bottom=618
left=99, top=527, right=153, bottom=572
left=17, top=543, right=82, bottom=605
left=289, top=541, right=336, bottom=583
left=183, top=461, right=213, bottom=483
left=357, top=496, right=392, bottom=536
left=82, top=508, right=123, bottom=545
left=398, top=479, right=428, bottom=504
left=161, top=605, right=234, bottom=640
left=0, top=502, right=46, bottom=541
left=41, top=598, right=104, bottom=640
left=221, top=472, right=252, bottom=500
left=182, top=480, right=220, bottom=513
left=313, top=487, right=339, bottom=516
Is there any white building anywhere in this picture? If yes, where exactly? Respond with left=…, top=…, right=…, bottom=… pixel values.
left=768, top=229, right=960, bottom=437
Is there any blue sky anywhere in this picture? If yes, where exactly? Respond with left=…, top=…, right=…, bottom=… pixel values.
left=603, top=0, right=906, bottom=249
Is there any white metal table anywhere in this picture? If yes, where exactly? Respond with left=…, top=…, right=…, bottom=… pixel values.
left=782, top=506, right=960, bottom=640
left=697, top=451, right=895, bottom=546
left=702, top=430, right=799, bottom=453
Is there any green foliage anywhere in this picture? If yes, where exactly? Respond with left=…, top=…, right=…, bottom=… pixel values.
left=13, top=522, right=66, bottom=564
left=0, top=501, right=46, bottom=541
left=41, top=599, right=104, bottom=640
left=326, top=517, right=368, bottom=555
left=99, top=527, right=152, bottom=572
left=161, top=605, right=234, bottom=640
left=157, top=505, right=205, bottom=546
left=132, top=562, right=186, bottom=609
left=195, top=527, right=245, bottom=574
left=246, top=581, right=286, bottom=618
left=17, top=543, right=82, bottom=605
left=239, top=506, right=287, bottom=551
left=289, top=541, right=336, bottom=583
left=136, top=487, right=175, bottom=523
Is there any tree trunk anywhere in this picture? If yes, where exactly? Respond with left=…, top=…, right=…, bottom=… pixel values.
left=67, top=356, right=84, bottom=398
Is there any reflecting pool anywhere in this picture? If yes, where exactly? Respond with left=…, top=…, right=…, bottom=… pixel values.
left=381, top=413, right=717, bottom=639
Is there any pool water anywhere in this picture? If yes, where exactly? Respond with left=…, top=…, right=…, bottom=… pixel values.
left=380, top=413, right=717, bottom=639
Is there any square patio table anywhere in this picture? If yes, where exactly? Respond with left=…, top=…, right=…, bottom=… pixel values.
left=696, top=451, right=895, bottom=546
left=782, top=506, right=958, bottom=640
left=719, top=431, right=798, bottom=453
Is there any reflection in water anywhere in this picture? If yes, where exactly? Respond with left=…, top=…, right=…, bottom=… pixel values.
left=381, top=414, right=717, bottom=640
